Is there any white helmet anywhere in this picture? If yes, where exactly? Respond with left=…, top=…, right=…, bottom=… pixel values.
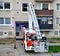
left=42, top=34, right=45, bottom=37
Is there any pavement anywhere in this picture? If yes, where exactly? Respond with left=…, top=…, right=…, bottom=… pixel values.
left=0, top=44, right=19, bottom=56
left=0, top=40, right=60, bottom=56
left=49, top=43, right=60, bottom=46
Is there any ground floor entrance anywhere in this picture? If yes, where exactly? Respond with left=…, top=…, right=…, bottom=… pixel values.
left=15, top=21, right=28, bottom=36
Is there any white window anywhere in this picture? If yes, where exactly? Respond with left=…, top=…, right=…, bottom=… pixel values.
left=5, top=18, right=11, bottom=24
left=41, top=17, right=47, bottom=24
left=42, top=4, right=48, bottom=10
left=56, top=18, right=60, bottom=24
left=56, top=3, right=60, bottom=10
left=0, top=2, right=11, bottom=10
left=59, top=31, right=60, bottom=35
left=0, top=17, right=11, bottom=25
left=37, top=3, right=49, bottom=10
left=37, top=3, right=42, bottom=10
left=55, top=31, right=60, bottom=35
left=0, top=17, right=4, bottom=24
left=0, top=2, right=3, bottom=9
left=48, top=17, right=53, bottom=24
left=54, top=31, right=58, bottom=35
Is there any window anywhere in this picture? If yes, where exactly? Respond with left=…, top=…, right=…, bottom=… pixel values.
left=37, top=16, right=53, bottom=24
left=0, top=17, right=11, bottom=25
left=56, top=18, right=60, bottom=24
left=56, top=3, right=60, bottom=10
left=0, top=17, right=4, bottom=24
left=37, top=3, right=49, bottom=10
left=0, top=2, right=10, bottom=10
left=54, top=31, right=58, bottom=35
left=59, top=31, right=60, bottom=34
left=41, top=17, right=47, bottom=24
left=4, top=2, right=10, bottom=9
left=37, top=3, right=42, bottom=10
left=5, top=18, right=10, bottom=24
left=22, top=3, right=27, bottom=11
left=43, top=4, right=48, bottom=10
left=0, top=32, right=3, bottom=36
left=48, top=17, right=53, bottom=24
left=55, top=31, right=60, bottom=35
left=0, top=2, right=3, bottom=9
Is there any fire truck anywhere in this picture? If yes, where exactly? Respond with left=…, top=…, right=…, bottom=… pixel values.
left=21, top=3, right=48, bottom=52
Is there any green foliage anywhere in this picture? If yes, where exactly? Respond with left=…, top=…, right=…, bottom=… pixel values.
left=48, top=38, right=60, bottom=40
left=49, top=46, right=60, bottom=53
left=48, top=38, right=60, bottom=43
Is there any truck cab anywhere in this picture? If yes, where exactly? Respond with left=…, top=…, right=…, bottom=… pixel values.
left=23, top=29, right=36, bottom=51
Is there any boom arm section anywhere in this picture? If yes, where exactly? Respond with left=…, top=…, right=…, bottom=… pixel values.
left=28, top=3, right=42, bottom=39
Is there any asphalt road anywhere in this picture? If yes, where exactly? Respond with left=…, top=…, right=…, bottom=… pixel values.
left=0, top=40, right=60, bottom=56
left=16, top=41, right=60, bottom=56
left=16, top=41, right=51, bottom=56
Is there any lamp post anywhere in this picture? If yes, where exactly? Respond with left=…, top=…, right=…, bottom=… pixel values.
left=12, top=22, right=16, bottom=49
left=14, top=36, right=16, bottom=49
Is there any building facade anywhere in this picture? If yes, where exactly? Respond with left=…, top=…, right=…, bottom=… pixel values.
left=0, top=0, right=60, bottom=38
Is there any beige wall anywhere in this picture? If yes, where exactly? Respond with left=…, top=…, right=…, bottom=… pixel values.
left=0, top=0, right=35, bottom=38
left=0, top=0, right=60, bottom=38
left=53, top=0, right=60, bottom=29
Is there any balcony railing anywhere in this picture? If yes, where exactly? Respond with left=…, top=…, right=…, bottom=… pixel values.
left=35, top=0, right=53, bottom=2
left=35, top=10, right=53, bottom=16
left=39, top=24, right=53, bottom=29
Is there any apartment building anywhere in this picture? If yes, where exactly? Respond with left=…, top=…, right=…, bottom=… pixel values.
left=0, top=0, right=60, bottom=38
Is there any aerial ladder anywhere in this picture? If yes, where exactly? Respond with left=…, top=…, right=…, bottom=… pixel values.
left=21, top=3, right=48, bottom=52
left=28, top=3, right=48, bottom=52
left=28, top=3, right=42, bottom=40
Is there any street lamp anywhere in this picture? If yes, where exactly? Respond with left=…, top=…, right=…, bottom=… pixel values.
left=12, top=22, right=16, bottom=49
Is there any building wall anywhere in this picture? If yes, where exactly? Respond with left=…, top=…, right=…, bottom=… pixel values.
left=0, top=0, right=60, bottom=38
left=0, top=0, right=35, bottom=38
left=53, top=0, right=60, bottom=37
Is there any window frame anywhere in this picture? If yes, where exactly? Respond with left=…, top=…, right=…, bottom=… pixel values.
left=4, top=2, right=10, bottom=9
left=0, top=2, right=11, bottom=10
left=22, top=3, right=28, bottom=12
left=42, top=3, right=48, bottom=10
left=37, top=3, right=50, bottom=10
left=0, top=17, right=12, bottom=26
left=56, top=18, right=60, bottom=25
left=54, top=31, right=58, bottom=35
left=37, top=16, right=53, bottom=24
left=0, top=2, right=3, bottom=9
left=55, top=31, right=60, bottom=35
left=0, top=17, right=4, bottom=24
left=5, top=17, right=11, bottom=24
left=36, top=3, right=42, bottom=10
left=56, top=3, right=60, bottom=11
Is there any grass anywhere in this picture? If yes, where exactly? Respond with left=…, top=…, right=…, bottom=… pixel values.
left=48, top=38, right=60, bottom=43
left=48, top=38, right=60, bottom=40
left=0, top=38, right=15, bottom=45
left=49, top=46, right=60, bottom=53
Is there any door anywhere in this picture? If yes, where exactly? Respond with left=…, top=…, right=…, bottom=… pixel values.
left=16, top=22, right=28, bottom=36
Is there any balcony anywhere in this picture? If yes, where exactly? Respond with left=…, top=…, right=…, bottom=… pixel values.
left=39, top=24, right=53, bottom=29
left=35, top=0, right=53, bottom=2
left=35, top=10, right=53, bottom=16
